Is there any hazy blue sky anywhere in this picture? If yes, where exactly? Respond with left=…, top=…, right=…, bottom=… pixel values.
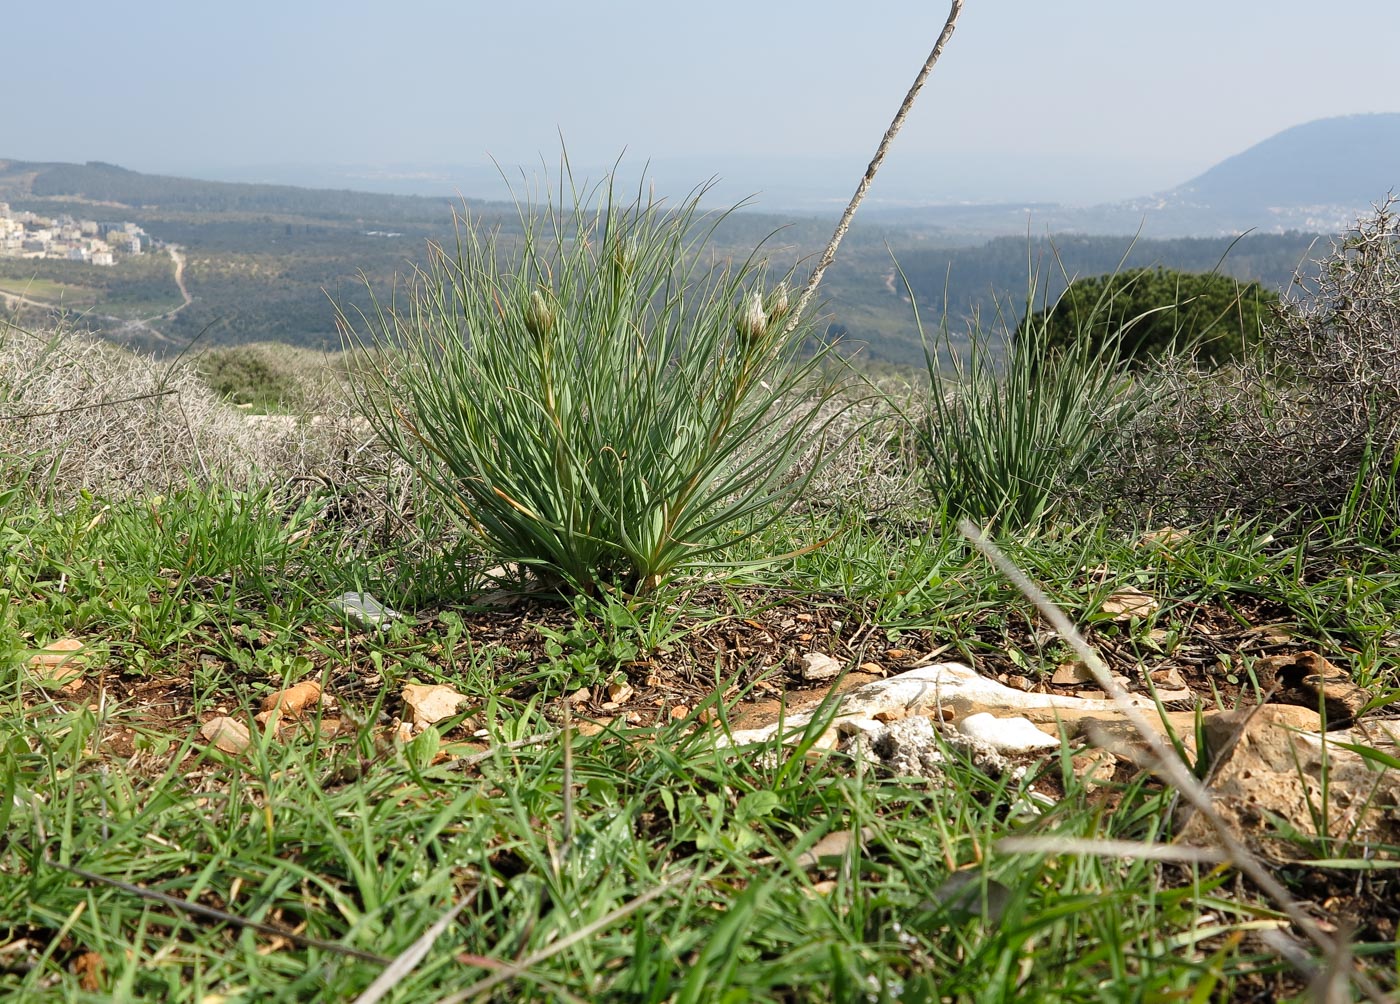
left=6, top=1, right=1397, bottom=205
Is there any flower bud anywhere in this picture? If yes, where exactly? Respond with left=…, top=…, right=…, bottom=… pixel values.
left=524, top=287, right=555, bottom=342
left=737, top=290, right=767, bottom=345
left=764, top=282, right=791, bottom=324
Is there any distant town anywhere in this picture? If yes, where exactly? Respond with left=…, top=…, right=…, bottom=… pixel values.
left=0, top=202, right=153, bottom=266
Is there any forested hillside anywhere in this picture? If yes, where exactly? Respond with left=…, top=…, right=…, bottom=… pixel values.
left=0, top=159, right=1331, bottom=363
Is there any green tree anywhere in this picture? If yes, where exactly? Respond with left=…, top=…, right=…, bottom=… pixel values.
left=1025, top=267, right=1280, bottom=367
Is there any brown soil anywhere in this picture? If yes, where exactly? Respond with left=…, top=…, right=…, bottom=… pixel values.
left=57, top=585, right=1345, bottom=765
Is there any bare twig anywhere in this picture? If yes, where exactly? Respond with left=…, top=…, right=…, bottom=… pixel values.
left=353, top=895, right=476, bottom=1004
left=0, top=387, right=177, bottom=422
left=785, top=0, right=965, bottom=335
left=995, top=837, right=1228, bottom=864
left=448, top=731, right=559, bottom=769
left=561, top=701, right=575, bottom=866
left=52, top=859, right=392, bottom=966
left=958, top=519, right=1386, bottom=1002
left=431, top=867, right=699, bottom=1004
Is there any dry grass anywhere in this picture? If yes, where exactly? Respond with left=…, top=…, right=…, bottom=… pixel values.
left=1079, top=200, right=1400, bottom=537
left=0, top=321, right=381, bottom=497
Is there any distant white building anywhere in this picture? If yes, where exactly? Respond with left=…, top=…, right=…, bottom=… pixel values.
left=91, top=251, right=114, bottom=266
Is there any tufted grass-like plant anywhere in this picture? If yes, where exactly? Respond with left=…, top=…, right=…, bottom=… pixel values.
left=914, top=273, right=1151, bottom=532
left=340, top=174, right=843, bottom=596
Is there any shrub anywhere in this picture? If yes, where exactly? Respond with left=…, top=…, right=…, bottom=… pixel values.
left=1026, top=267, right=1279, bottom=368
left=0, top=321, right=373, bottom=497
left=339, top=176, right=843, bottom=596
left=1081, top=199, right=1400, bottom=537
left=195, top=343, right=313, bottom=411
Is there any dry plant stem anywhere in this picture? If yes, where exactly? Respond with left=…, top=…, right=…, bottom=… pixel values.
left=432, top=868, right=697, bottom=1004
left=784, top=0, right=964, bottom=336
left=957, top=519, right=1385, bottom=1002
left=353, top=897, right=474, bottom=1004
left=448, top=731, right=560, bottom=770
left=559, top=702, right=575, bottom=870
left=994, top=837, right=1227, bottom=864
left=0, top=387, right=177, bottom=422
left=51, top=860, right=392, bottom=966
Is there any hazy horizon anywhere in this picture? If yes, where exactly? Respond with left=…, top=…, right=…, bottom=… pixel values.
left=6, top=2, right=1399, bottom=208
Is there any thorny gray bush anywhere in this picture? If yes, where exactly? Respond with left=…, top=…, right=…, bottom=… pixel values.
left=1081, top=198, right=1400, bottom=535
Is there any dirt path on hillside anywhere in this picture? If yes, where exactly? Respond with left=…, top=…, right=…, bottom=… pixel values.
left=162, top=247, right=193, bottom=319
left=1, top=246, right=192, bottom=346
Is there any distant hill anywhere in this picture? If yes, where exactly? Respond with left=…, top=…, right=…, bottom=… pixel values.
left=1170, top=113, right=1400, bottom=215
left=0, top=158, right=473, bottom=222
left=863, top=114, right=1400, bottom=238
left=0, top=152, right=1341, bottom=365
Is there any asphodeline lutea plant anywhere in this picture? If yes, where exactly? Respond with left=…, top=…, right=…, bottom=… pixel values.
left=340, top=172, right=842, bottom=596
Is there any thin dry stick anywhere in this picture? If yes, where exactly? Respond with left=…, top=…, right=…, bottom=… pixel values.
left=995, top=837, right=1228, bottom=865
left=958, top=519, right=1386, bottom=1003
left=0, top=387, right=178, bottom=422
left=431, top=867, right=699, bottom=1004
left=52, top=860, right=392, bottom=966
left=448, top=731, right=559, bottom=769
left=784, top=0, right=964, bottom=336
left=353, top=895, right=475, bottom=1004
left=561, top=700, right=575, bottom=864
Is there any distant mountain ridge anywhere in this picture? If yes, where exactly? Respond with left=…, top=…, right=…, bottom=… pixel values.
left=862, top=113, right=1400, bottom=237
left=1170, top=113, right=1400, bottom=213
left=0, top=125, right=1375, bottom=363
left=0, top=158, right=487, bottom=222
left=4, top=114, right=1396, bottom=238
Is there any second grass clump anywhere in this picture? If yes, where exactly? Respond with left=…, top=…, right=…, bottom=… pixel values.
left=342, top=174, right=839, bottom=596
left=915, top=277, right=1149, bottom=533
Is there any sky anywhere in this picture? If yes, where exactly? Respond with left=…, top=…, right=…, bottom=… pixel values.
left=6, top=1, right=1398, bottom=207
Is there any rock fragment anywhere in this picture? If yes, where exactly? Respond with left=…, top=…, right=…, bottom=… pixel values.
left=800, top=652, right=842, bottom=682
left=200, top=716, right=251, bottom=754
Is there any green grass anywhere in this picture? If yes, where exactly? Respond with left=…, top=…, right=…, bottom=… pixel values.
left=3, top=456, right=1398, bottom=1000
left=0, top=277, right=99, bottom=307
left=342, top=177, right=846, bottom=597
left=5, top=210, right=1400, bottom=997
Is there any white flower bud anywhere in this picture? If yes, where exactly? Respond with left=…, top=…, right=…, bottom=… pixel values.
left=765, top=282, right=790, bottom=324
left=737, top=290, right=767, bottom=344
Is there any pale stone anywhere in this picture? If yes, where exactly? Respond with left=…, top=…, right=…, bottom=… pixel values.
left=402, top=683, right=470, bottom=727
left=801, top=652, right=843, bottom=682
left=1099, top=587, right=1159, bottom=620
left=957, top=712, right=1061, bottom=753
left=330, top=591, right=402, bottom=628
left=1149, top=667, right=1188, bottom=691
left=1178, top=705, right=1400, bottom=859
left=717, top=662, right=1166, bottom=750
left=1052, top=661, right=1093, bottom=685
left=200, top=716, right=250, bottom=754
left=27, top=638, right=84, bottom=668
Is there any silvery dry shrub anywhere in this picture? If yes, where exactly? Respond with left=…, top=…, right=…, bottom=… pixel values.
left=339, top=178, right=842, bottom=595
left=1082, top=199, right=1400, bottom=536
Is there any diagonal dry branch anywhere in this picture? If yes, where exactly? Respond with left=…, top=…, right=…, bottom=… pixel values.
left=959, top=519, right=1387, bottom=1002
left=51, top=859, right=393, bottom=966
left=785, top=0, right=965, bottom=336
